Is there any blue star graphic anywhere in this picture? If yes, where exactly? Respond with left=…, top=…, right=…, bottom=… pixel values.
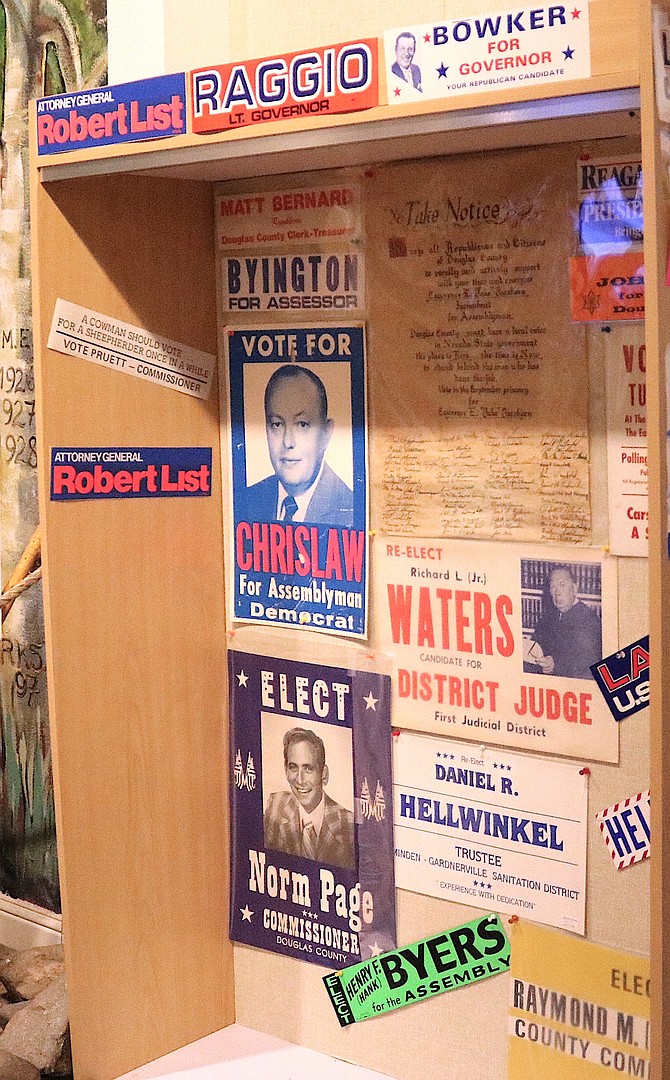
left=563, top=46, right=575, bottom=59
left=437, top=63, right=449, bottom=78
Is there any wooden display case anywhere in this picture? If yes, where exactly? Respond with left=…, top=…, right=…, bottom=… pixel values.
left=29, top=3, right=668, bottom=1078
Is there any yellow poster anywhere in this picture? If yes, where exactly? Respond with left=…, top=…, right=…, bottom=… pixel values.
left=508, top=922, right=650, bottom=1078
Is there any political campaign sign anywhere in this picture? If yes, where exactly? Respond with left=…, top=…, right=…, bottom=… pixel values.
left=393, top=732, right=587, bottom=933
left=570, top=252, right=644, bottom=322
left=36, top=73, right=186, bottom=156
left=49, top=299, right=215, bottom=400
left=191, top=39, right=378, bottom=135
left=383, top=6, right=590, bottom=105
left=604, top=327, right=648, bottom=557
left=596, top=790, right=650, bottom=870
left=324, top=914, right=510, bottom=1025
left=222, top=251, right=364, bottom=314
left=591, top=635, right=649, bottom=721
left=229, top=648, right=396, bottom=967
left=50, top=448, right=212, bottom=501
left=375, top=537, right=618, bottom=762
left=215, top=181, right=362, bottom=251
left=225, top=325, right=368, bottom=637
left=509, top=922, right=650, bottom=1078
left=576, top=157, right=643, bottom=252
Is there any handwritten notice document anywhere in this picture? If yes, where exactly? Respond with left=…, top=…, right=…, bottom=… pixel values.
left=367, top=145, right=590, bottom=543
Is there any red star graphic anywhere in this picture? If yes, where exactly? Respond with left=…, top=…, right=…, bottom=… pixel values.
left=423, top=32, right=431, bottom=42
left=394, top=86, right=401, bottom=96
left=571, top=7, right=581, bottom=16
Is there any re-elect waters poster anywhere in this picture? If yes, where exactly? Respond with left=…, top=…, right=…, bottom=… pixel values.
left=375, top=536, right=618, bottom=762
left=225, top=325, right=368, bottom=637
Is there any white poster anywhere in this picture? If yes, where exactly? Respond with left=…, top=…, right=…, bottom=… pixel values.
left=375, top=536, right=618, bottom=762
left=48, top=298, right=215, bottom=400
left=384, top=7, right=590, bottom=105
left=606, top=326, right=648, bottom=556
left=394, top=731, right=588, bottom=933
left=216, top=181, right=362, bottom=251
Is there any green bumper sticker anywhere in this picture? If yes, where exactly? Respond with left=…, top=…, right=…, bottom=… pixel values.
left=323, top=913, right=510, bottom=1026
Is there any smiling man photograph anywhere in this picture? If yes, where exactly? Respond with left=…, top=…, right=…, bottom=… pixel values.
left=263, top=726, right=356, bottom=870
left=244, top=363, right=354, bottom=527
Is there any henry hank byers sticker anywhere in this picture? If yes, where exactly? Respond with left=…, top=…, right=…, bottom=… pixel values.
left=323, top=914, right=510, bottom=1025
left=48, top=299, right=215, bottom=400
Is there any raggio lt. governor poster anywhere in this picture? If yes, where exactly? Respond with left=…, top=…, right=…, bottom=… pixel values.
left=225, top=325, right=368, bottom=637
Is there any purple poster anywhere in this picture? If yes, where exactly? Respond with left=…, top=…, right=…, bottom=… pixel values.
left=229, top=649, right=396, bottom=967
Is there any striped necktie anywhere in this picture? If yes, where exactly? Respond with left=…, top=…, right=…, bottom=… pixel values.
left=301, top=820, right=317, bottom=859
left=281, top=495, right=298, bottom=521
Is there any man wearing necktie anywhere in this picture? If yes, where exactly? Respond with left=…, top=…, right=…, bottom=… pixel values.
left=264, top=727, right=355, bottom=871
left=243, top=364, right=354, bottom=527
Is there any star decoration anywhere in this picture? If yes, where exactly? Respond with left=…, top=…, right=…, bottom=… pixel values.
left=563, top=46, right=575, bottom=59
left=423, top=32, right=431, bottom=42
left=436, top=752, right=442, bottom=758
left=236, top=670, right=249, bottom=687
left=493, top=763, right=498, bottom=769
left=571, top=7, right=581, bottom=16
left=369, top=941, right=384, bottom=957
left=363, top=691, right=378, bottom=710
left=449, top=754, right=455, bottom=760
left=582, top=290, right=600, bottom=314
left=240, top=905, right=253, bottom=922
left=394, top=86, right=402, bottom=96
left=437, top=63, right=449, bottom=78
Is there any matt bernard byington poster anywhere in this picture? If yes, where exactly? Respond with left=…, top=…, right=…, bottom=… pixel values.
left=226, top=325, right=368, bottom=637
left=229, top=648, right=396, bottom=966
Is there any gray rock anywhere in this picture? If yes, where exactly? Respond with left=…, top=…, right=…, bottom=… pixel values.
left=46, top=1030, right=72, bottom=1076
left=0, top=974, right=68, bottom=1071
left=0, top=1048, right=39, bottom=1080
left=0, top=998, right=29, bottom=1027
left=0, top=946, right=64, bottom=1001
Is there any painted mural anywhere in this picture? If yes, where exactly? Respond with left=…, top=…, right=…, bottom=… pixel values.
left=0, top=1, right=106, bottom=911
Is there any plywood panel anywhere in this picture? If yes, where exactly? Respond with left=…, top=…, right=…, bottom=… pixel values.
left=30, top=173, right=234, bottom=1079
left=639, top=0, right=670, bottom=1073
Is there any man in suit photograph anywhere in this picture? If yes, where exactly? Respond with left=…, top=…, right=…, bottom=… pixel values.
left=264, top=727, right=355, bottom=871
left=244, top=363, right=354, bottom=527
left=391, top=32, right=423, bottom=92
left=526, top=565, right=602, bottom=681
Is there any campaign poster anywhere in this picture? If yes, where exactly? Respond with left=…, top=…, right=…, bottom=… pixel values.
left=596, top=790, right=651, bottom=870
left=508, top=922, right=650, bottom=1078
left=229, top=648, right=396, bottom=967
left=383, top=8, right=590, bottom=105
left=48, top=299, right=215, bottom=400
left=221, top=250, right=364, bottom=314
left=36, top=73, right=186, bottom=155
left=591, top=636, right=649, bottom=721
left=393, top=732, right=587, bottom=933
left=226, top=325, right=368, bottom=638
left=576, top=156, right=643, bottom=252
left=191, top=39, right=378, bottom=135
left=215, top=181, right=362, bottom=252
left=375, top=537, right=618, bottom=762
left=50, top=447, right=212, bottom=501
left=324, top=914, right=510, bottom=1025
left=605, top=326, right=647, bottom=556
left=570, top=251, right=644, bottom=322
